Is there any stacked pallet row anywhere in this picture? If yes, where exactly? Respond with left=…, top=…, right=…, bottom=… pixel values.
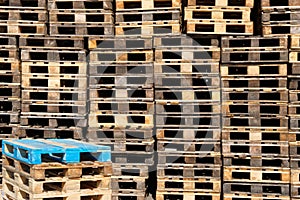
left=87, top=37, right=154, bottom=200
left=2, top=139, right=112, bottom=200
left=289, top=35, right=300, bottom=199
left=0, top=36, right=19, bottom=187
left=19, top=37, right=87, bottom=140
left=185, top=0, right=254, bottom=35
left=0, top=0, right=47, bottom=36
left=221, top=36, right=290, bottom=200
left=115, top=0, right=181, bottom=36
left=48, top=0, right=114, bottom=37
left=262, top=0, right=300, bottom=36
left=155, top=36, right=221, bottom=200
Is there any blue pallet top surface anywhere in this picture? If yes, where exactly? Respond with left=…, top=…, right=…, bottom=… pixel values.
left=2, top=139, right=111, bottom=164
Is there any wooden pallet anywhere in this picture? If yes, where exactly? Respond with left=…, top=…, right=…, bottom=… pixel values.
left=222, top=50, right=288, bottom=63
left=0, top=125, right=19, bottom=137
left=0, top=9, right=47, bottom=22
left=157, top=141, right=220, bottom=154
left=222, top=141, right=289, bottom=157
left=221, top=64, right=287, bottom=77
left=112, top=164, right=149, bottom=177
left=115, top=23, right=181, bottom=36
left=89, top=101, right=154, bottom=114
left=157, top=164, right=220, bottom=179
left=0, top=74, right=20, bottom=86
left=0, top=22, right=46, bottom=36
left=185, top=6, right=251, bottom=21
left=112, top=152, right=154, bottom=165
left=89, top=74, right=154, bottom=89
left=21, top=61, right=87, bottom=76
left=89, top=50, right=153, bottom=63
left=116, top=0, right=181, bottom=11
left=222, top=102, right=287, bottom=116
left=3, top=179, right=112, bottom=200
left=0, top=99, right=20, bottom=112
left=0, top=86, right=20, bottom=100
left=112, top=177, right=147, bottom=191
left=223, top=116, right=288, bottom=129
left=262, top=0, right=300, bottom=9
left=91, top=139, right=154, bottom=153
left=20, top=115, right=87, bottom=128
left=0, top=49, right=18, bottom=61
left=155, top=89, right=220, bottom=102
left=155, top=48, right=220, bottom=63
left=19, top=37, right=84, bottom=50
left=3, top=171, right=111, bottom=194
left=0, top=36, right=17, bottom=49
left=48, top=0, right=113, bottom=10
left=224, top=193, right=290, bottom=200
left=263, top=23, right=300, bottom=36
left=18, top=126, right=84, bottom=139
left=188, top=0, right=254, bottom=7
left=157, top=177, right=221, bottom=192
left=186, top=20, right=253, bottom=35
left=116, top=10, right=180, bottom=23
left=222, top=128, right=290, bottom=142
left=49, top=23, right=114, bottom=37
left=0, top=112, right=19, bottom=125
left=88, top=113, right=153, bottom=129
left=89, top=88, right=154, bottom=101
left=0, top=60, right=19, bottom=74
left=21, top=75, right=87, bottom=89
left=154, top=63, right=220, bottom=76
left=156, top=192, right=220, bottom=200
left=223, top=156, right=290, bottom=168
left=222, top=77, right=287, bottom=89
left=89, top=37, right=152, bottom=50
left=224, top=166, right=290, bottom=183
left=154, top=75, right=220, bottom=89
left=221, top=36, right=288, bottom=49
left=262, top=10, right=300, bottom=24
left=223, top=182, right=289, bottom=196
left=87, top=128, right=153, bottom=140
left=153, top=36, right=219, bottom=48
left=21, top=50, right=86, bottom=62
left=2, top=155, right=112, bottom=180
left=156, top=102, right=221, bottom=115
left=158, top=153, right=221, bottom=166
left=49, top=10, right=113, bottom=23
left=156, top=128, right=220, bottom=141
left=22, top=89, right=87, bottom=103
left=222, top=89, right=288, bottom=102
left=21, top=103, right=87, bottom=116
left=156, top=114, right=221, bottom=128
left=0, top=0, right=47, bottom=9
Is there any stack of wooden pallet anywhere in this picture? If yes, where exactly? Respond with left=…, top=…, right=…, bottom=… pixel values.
left=154, top=36, right=221, bottom=200
left=88, top=37, right=154, bottom=200
left=19, top=37, right=87, bottom=140
left=115, top=0, right=181, bottom=36
left=0, top=36, right=19, bottom=187
left=221, top=36, right=290, bottom=200
left=289, top=35, right=300, bottom=198
left=48, top=0, right=114, bottom=37
left=2, top=139, right=112, bottom=200
left=185, top=0, right=253, bottom=35
left=0, top=0, right=47, bottom=35
left=262, top=0, right=300, bottom=36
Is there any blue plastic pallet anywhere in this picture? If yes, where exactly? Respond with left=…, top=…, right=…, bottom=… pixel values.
left=2, top=139, right=111, bottom=165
